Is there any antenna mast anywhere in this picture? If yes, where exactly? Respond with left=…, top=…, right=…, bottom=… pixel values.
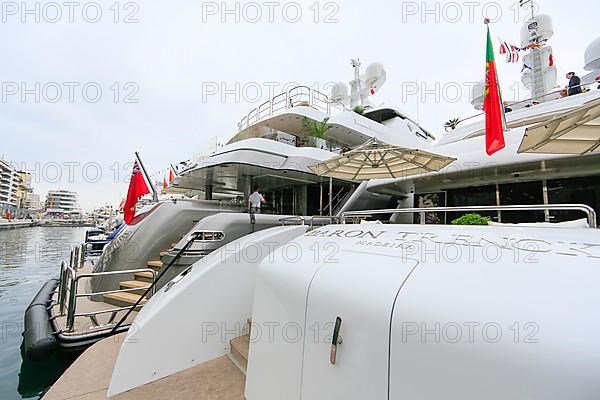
left=521, top=0, right=549, bottom=101
left=349, top=58, right=362, bottom=108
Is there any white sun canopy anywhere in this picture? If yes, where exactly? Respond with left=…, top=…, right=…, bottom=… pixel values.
left=309, top=139, right=456, bottom=180
left=518, top=97, right=600, bottom=154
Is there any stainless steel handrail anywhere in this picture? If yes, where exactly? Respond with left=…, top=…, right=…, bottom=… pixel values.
left=279, top=215, right=341, bottom=227
left=309, top=216, right=340, bottom=228
left=237, top=85, right=349, bottom=131
left=79, top=243, right=86, bottom=268
left=63, top=267, right=157, bottom=332
left=455, top=80, right=600, bottom=127
left=321, top=187, right=349, bottom=215
left=340, top=204, right=597, bottom=228
left=74, top=305, right=139, bottom=318
left=58, top=261, right=67, bottom=312
left=280, top=216, right=306, bottom=226
left=186, top=230, right=225, bottom=242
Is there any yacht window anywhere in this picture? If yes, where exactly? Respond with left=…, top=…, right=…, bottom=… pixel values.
left=548, top=176, right=600, bottom=224
left=499, top=181, right=545, bottom=223
left=446, top=185, right=497, bottom=222
left=364, top=108, right=398, bottom=123
left=364, top=108, right=436, bottom=140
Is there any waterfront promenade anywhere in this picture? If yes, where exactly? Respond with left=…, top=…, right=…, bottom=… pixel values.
left=0, top=220, right=94, bottom=230
left=0, top=220, right=40, bottom=230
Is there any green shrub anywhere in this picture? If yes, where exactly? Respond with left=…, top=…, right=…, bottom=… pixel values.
left=450, top=213, right=491, bottom=226
left=352, top=105, right=365, bottom=115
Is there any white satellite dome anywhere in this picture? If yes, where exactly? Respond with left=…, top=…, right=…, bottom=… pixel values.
left=330, top=82, right=349, bottom=102
left=520, top=13, right=554, bottom=48
left=471, top=79, right=485, bottom=111
left=363, top=62, right=387, bottom=93
left=584, top=36, right=600, bottom=71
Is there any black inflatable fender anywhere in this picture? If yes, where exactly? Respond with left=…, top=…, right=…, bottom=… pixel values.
left=23, top=279, right=59, bottom=361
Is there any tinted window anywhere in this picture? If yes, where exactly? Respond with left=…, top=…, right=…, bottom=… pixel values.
left=499, top=181, right=544, bottom=223
left=548, top=176, right=600, bottom=224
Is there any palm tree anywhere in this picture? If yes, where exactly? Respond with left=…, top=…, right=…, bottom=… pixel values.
left=303, top=117, right=332, bottom=139
left=444, top=118, right=460, bottom=132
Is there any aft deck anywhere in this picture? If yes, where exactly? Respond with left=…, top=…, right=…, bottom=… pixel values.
left=44, top=333, right=246, bottom=400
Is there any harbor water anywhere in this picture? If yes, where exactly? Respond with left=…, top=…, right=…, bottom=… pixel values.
left=0, top=227, right=87, bottom=399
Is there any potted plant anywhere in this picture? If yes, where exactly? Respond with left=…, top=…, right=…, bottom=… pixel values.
left=450, top=213, right=491, bottom=225
left=302, top=117, right=332, bottom=149
left=352, top=105, right=365, bottom=115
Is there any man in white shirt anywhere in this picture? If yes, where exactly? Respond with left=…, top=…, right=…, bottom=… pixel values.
left=248, top=185, right=265, bottom=213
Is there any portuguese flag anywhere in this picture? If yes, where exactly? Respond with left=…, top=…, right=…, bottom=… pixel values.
left=484, top=24, right=506, bottom=156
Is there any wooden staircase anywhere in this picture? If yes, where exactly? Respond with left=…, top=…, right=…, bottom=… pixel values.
left=230, top=335, right=250, bottom=371
left=229, top=319, right=252, bottom=372
left=103, top=247, right=172, bottom=307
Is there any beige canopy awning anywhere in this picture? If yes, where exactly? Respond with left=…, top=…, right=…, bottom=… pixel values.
left=518, top=97, right=600, bottom=154
left=309, top=138, right=456, bottom=180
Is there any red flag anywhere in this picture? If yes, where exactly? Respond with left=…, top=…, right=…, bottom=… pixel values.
left=484, top=25, right=506, bottom=156
left=123, top=160, right=150, bottom=224
left=169, top=167, right=175, bottom=182
left=163, top=177, right=168, bottom=189
left=548, top=53, right=554, bottom=67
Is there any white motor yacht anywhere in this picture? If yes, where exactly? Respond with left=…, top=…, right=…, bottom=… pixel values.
left=39, top=9, right=600, bottom=400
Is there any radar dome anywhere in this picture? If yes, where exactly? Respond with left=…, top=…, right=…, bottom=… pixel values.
left=364, top=62, right=387, bottom=93
left=471, top=79, right=485, bottom=111
left=330, top=82, right=349, bottom=102
left=584, top=37, right=600, bottom=71
left=520, top=13, right=554, bottom=48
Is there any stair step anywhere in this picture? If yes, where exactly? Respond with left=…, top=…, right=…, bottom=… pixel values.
left=134, top=271, right=154, bottom=283
left=104, top=292, right=147, bottom=308
left=230, top=334, right=250, bottom=371
left=147, top=260, right=162, bottom=269
left=120, top=280, right=149, bottom=288
left=120, top=280, right=150, bottom=294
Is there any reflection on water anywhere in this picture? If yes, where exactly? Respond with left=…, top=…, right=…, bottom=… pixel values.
left=0, top=227, right=87, bottom=400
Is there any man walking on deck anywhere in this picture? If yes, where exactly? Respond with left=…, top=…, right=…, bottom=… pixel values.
left=248, top=186, right=265, bottom=214
left=566, top=72, right=582, bottom=96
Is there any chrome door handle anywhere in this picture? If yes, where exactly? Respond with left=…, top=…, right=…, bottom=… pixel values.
left=330, top=316, right=342, bottom=365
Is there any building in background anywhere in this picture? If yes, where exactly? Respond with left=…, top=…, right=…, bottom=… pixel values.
left=1, top=158, right=44, bottom=218
left=15, top=171, right=43, bottom=211
left=17, top=171, right=43, bottom=211
left=1, top=158, right=22, bottom=218
left=45, top=190, right=82, bottom=218
left=24, top=191, right=42, bottom=211
left=15, top=171, right=29, bottom=209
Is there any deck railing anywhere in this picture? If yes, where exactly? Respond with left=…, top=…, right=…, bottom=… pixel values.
left=57, top=244, right=157, bottom=333
left=279, top=215, right=341, bottom=228
left=237, top=86, right=348, bottom=131
left=454, top=80, right=600, bottom=128
left=340, top=204, right=597, bottom=228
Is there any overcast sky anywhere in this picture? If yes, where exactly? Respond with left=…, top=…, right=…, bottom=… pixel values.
left=1, top=0, right=597, bottom=211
